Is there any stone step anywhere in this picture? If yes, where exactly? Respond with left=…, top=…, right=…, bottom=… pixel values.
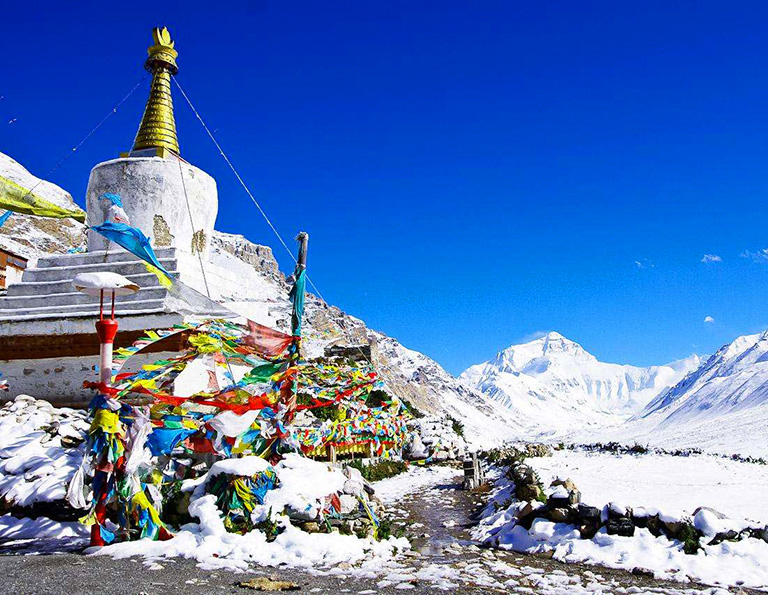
left=0, top=297, right=168, bottom=319
left=0, top=305, right=173, bottom=324
left=0, top=286, right=168, bottom=310
left=36, top=247, right=178, bottom=269
left=5, top=272, right=164, bottom=297
left=22, top=258, right=178, bottom=283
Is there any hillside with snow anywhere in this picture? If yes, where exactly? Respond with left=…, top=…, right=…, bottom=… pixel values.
left=0, top=153, right=86, bottom=262
left=589, top=330, right=768, bottom=457
left=460, top=332, right=700, bottom=437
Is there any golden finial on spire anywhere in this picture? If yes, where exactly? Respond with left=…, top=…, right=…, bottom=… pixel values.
left=131, top=27, right=180, bottom=157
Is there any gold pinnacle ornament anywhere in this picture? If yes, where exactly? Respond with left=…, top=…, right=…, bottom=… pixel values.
left=131, top=27, right=180, bottom=157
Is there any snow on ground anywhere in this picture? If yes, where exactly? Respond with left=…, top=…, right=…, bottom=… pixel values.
left=478, top=515, right=768, bottom=590
left=528, top=450, right=768, bottom=525
left=0, top=514, right=87, bottom=541
left=0, top=395, right=88, bottom=507
left=475, top=453, right=768, bottom=590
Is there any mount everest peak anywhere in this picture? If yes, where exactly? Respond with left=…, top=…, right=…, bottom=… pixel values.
left=460, top=332, right=701, bottom=436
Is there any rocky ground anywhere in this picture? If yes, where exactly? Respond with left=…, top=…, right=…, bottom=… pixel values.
left=0, top=465, right=755, bottom=594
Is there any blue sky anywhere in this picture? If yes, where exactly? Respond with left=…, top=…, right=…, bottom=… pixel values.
left=4, top=1, right=768, bottom=374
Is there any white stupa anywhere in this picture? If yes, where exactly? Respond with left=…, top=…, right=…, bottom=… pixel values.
left=0, top=28, right=268, bottom=405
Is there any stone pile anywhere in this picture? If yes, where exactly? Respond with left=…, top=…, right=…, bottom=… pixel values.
left=507, top=460, right=768, bottom=553
left=404, top=416, right=467, bottom=461
left=295, top=465, right=383, bottom=538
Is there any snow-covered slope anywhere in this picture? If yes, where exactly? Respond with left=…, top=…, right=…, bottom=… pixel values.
left=460, top=332, right=700, bottom=437
left=0, top=153, right=86, bottom=262
left=596, top=331, right=768, bottom=457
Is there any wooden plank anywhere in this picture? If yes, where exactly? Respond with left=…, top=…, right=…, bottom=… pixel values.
left=0, top=330, right=186, bottom=361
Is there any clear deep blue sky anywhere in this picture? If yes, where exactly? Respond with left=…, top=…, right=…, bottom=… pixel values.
left=4, top=1, right=768, bottom=374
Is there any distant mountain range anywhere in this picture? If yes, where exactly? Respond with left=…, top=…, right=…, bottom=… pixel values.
left=462, top=330, right=768, bottom=456
left=600, top=331, right=768, bottom=457
left=460, top=332, right=701, bottom=437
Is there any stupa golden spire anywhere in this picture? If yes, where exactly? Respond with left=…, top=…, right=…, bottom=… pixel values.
left=131, top=27, right=180, bottom=157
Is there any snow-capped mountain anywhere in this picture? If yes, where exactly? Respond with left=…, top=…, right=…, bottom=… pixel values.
left=0, top=153, right=86, bottom=262
left=599, top=331, right=768, bottom=457
left=460, top=332, right=700, bottom=436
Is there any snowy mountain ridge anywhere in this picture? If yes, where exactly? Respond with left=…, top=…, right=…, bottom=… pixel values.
left=588, top=329, right=768, bottom=457
left=460, top=332, right=701, bottom=437
left=0, top=153, right=86, bottom=262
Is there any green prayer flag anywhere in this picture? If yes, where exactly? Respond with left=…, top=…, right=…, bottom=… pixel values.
left=242, top=362, right=283, bottom=385
left=0, top=174, right=86, bottom=222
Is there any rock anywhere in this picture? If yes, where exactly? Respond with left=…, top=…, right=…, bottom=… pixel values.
left=338, top=494, right=359, bottom=515
left=644, top=515, right=664, bottom=537
left=707, top=529, right=739, bottom=545
left=692, top=506, right=728, bottom=520
left=432, top=449, right=450, bottom=461
left=299, top=521, right=321, bottom=533
left=548, top=508, right=571, bottom=523
left=662, top=520, right=684, bottom=538
left=405, top=433, right=429, bottom=460
left=515, top=501, right=537, bottom=519
left=550, top=477, right=578, bottom=493
left=606, top=518, right=635, bottom=537
left=236, top=577, right=300, bottom=591
left=343, top=465, right=364, bottom=483
left=576, top=504, right=601, bottom=522
left=549, top=489, right=580, bottom=508
left=342, top=479, right=365, bottom=498
left=579, top=523, right=600, bottom=539
left=286, top=506, right=317, bottom=522
left=517, top=483, right=543, bottom=503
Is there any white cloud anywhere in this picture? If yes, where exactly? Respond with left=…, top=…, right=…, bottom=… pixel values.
left=704, top=316, right=715, bottom=323
left=516, top=331, right=550, bottom=343
left=701, top=254, right=722, bottom=263
left=634, top=259, right=654, bottom=270
left=741, top=249, right=768, bottom=263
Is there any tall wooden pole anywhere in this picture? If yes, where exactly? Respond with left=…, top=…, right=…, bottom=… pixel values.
left=284, top=232, right=308, bottom=422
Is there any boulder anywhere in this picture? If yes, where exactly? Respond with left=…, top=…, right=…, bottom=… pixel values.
left=517, top=483, right=543, bottom=503
left=549, top=489, right=580, bottom=508
left=644, top=515, right=664, bottom=537
left=405, top=433, right=429, bottom=460
left=300, top=521, right=322, bottom=533
left=662, top=519, right=684, bottom=538
left=606, top=517, right=635, bottom=537
left=338, top=494, right=359, bottom=515
left=550, top=477, right=578, bottom=493
left=342, top=479, right=365, bottom=498
left=707, top=530, right=739, bottom=546
left=692, top=506, right=728, bottom=520
left=548, top=508, right=571, bottom=523
left=515, top=501, right=538, bottom=519
left=576, top=504, right=600, bottom=522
